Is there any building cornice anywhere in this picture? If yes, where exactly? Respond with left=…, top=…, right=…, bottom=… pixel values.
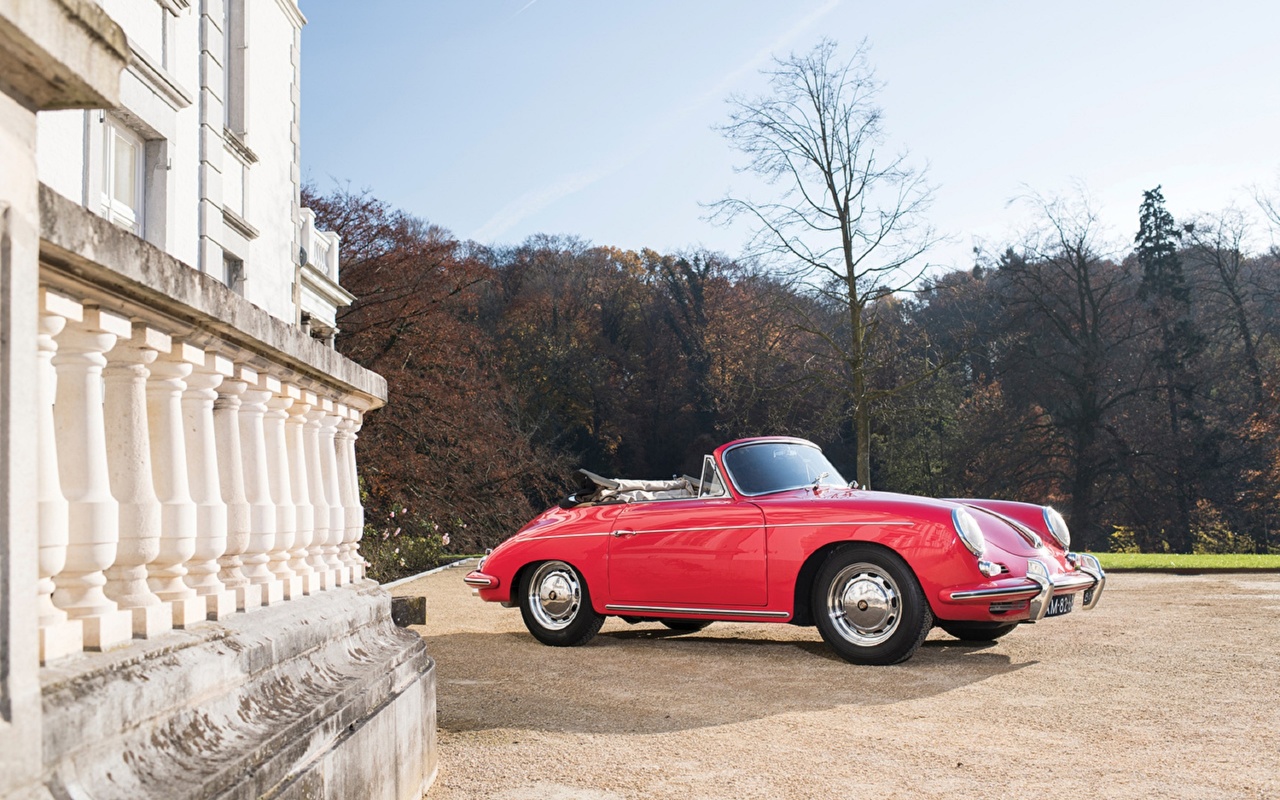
left=300, top=262, right=356, bottom=309
left=272, top=0, right=307, bottom=29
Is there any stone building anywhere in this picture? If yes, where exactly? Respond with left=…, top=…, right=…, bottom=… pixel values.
left=0, top=1, right=436, bottom=797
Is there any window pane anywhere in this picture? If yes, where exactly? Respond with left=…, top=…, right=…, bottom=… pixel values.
left=112, top=131, right=137, bottom=208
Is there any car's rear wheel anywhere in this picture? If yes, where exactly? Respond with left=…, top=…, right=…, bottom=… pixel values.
left=659, top=619, right=711, bottom=633
left=518, top=560, right=604, bottom=647
left=939, top=621, right=1018, bottom=642
left=812, top=546, right=932, bottom=666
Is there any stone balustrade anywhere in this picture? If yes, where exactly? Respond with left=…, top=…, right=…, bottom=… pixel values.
left=298, top=207, right=354, bottom=342
left=34, top=186, right=382, bottom=665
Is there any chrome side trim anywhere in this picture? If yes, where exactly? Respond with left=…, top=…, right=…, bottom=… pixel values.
left=616, top=521, right=914, bottom=536
left=605, top=604, right=790, bottom=619
left=539, top=531, right=613, bottom=540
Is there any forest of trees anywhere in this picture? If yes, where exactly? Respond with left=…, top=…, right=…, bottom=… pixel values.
left=305, top=181, right=1280, bottom=580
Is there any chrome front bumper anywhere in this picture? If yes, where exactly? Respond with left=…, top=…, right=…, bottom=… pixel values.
left=944, top=552, right=1106, bottom=621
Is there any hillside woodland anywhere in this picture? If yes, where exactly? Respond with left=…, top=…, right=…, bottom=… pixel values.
left=304, top=185, right=1280, bottom=580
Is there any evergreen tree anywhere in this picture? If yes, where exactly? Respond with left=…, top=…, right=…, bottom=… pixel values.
left=1135, top=186, right=1204, bottom=551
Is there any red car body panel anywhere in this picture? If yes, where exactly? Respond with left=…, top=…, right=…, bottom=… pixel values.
left=469, top=437, right=1101, bottom=627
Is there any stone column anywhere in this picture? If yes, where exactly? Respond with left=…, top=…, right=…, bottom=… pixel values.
left=214, top=370, right=260, bottom=610
left=51, top=308, right=134, bottom=650
left=303, top=405, right=333, bottom=588
left=335, top=411, right=365, bottom=581
left=318, top=409, right=348, bottom=585
left=181, top=352, right=236, bottom=619
left=239, top=380, right=283, bottom=604
left=37, top=290, right=84, bottom=663
left=0, top=4, right=127, bottom=793
left=145, top=343, right=205, bottom=628
left=102, top=325, right=173, bottom=638
left=264, top=389, right=301, bottom=599
left=285, top=390, right=319, bottom=594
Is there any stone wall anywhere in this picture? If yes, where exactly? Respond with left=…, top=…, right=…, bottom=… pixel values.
left=1, top=2, right=437, bottom=797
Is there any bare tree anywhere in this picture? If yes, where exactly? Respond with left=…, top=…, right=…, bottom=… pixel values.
left=710, top=39, right=937, bottom=487
left=1184, top=208, right=1266, bottom=408
left=995, top=192, right=1151, bottom=549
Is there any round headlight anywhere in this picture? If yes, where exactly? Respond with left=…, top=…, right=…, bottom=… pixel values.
left=952, top=508, right=986, bottom=557
left=1042, top=506, right=1070, bottom=549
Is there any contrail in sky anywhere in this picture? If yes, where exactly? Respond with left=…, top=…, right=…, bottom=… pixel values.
left=514, top=0, right=539, bottom=16
left=472, top=0, right=840, bottom=243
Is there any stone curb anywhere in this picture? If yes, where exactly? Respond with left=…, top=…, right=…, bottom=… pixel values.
left=382, top=557, right=479, bottom=589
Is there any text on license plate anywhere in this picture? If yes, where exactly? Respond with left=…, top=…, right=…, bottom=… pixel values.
left=1046, top=594, right=1074, bottom=617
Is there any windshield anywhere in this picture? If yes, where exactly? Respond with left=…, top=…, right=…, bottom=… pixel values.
left=721, top=441, right=846, bottom=496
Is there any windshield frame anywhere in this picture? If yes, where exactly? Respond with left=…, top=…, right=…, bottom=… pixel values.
left=719, top=439, right=847, bottom=497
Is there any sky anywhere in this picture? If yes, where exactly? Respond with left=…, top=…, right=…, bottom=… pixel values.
left=299, top=1, right=1280, bottom=273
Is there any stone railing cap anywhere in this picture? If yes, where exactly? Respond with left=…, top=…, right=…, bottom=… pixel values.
left=0, top=0, right=129, bottom=110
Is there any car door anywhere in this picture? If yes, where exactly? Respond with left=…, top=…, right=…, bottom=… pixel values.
left=607, top=498, right=767, bottom=607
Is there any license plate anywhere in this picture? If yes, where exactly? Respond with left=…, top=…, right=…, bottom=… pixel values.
left=1046, top=594, right=1074, bottom=617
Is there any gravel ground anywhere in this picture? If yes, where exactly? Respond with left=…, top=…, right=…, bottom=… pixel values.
left=392, top=566, right=1280, bottom=800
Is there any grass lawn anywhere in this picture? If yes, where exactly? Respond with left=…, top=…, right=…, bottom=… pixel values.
left=1092, top=552, right=1280, bottom=570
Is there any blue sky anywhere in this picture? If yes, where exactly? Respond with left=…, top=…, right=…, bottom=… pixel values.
left=300, top=1, right=1280, bottom=271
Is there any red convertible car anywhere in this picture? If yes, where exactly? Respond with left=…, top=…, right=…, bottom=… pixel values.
left=465, top=437, right=1105, bottom=665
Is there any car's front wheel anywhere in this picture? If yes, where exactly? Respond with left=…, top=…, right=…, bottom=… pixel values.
left=518, top=560, right=604, bottom=647
left=812, top=546, right=932, bottom=665
left=939, top=621, right=1017, bottom=642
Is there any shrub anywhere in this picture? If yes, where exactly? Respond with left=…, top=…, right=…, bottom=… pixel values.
left=1190, top=499, right=1256, bottom=555
left=1108, top=526, right=1141, bottom=553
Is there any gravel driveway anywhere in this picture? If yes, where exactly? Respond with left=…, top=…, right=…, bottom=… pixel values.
left=391, top=567, right=1280, bottom=799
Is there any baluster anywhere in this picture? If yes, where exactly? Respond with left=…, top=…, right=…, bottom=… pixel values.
left=102, top=325, right=173, bottom=638
left=38, top=290, right=84, bottom=662
left=214, top=369, right=260, bottom=610
left=335, top=410, right=365, bottom=581
left=304, top=405, right=333, bottom=588
left=318, top=409, right=348, bottom=585
left=182, top=351, right=236, bottom=619
left=286, top=390, right=319, bottom=594
left=264, top=388, right=301, bottom=599
left=52, top=307, right=135, bottom=650
left=239, top=378, right=283, bottom=604
left=145, top=342, right=205, bottom=628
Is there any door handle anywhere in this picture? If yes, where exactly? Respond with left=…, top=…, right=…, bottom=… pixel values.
left=611, top=529, right=636, bottom=537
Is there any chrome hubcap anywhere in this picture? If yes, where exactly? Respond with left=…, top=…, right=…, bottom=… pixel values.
left=528, top=561, right=581, bottom=630
left=826, top=563, right=901, bottom=646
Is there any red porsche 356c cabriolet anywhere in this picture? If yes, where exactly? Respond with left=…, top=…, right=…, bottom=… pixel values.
left=465, top=436, right=1105, bottom=665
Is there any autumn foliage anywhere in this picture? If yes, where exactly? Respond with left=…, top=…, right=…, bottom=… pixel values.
left=305, top=184, right=1280, bottom=579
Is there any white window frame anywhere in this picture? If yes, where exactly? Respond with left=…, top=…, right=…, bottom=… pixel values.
left=101, top=117, right=145, bottom=236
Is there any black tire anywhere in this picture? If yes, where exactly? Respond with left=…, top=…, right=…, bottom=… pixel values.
left=518, top=560, right=604, bottom=647
left=939, top=621, right=1018, bottom=642
left=659, top=619, right=712, bottom=633
left=811, top=545, right=932, bottom=666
